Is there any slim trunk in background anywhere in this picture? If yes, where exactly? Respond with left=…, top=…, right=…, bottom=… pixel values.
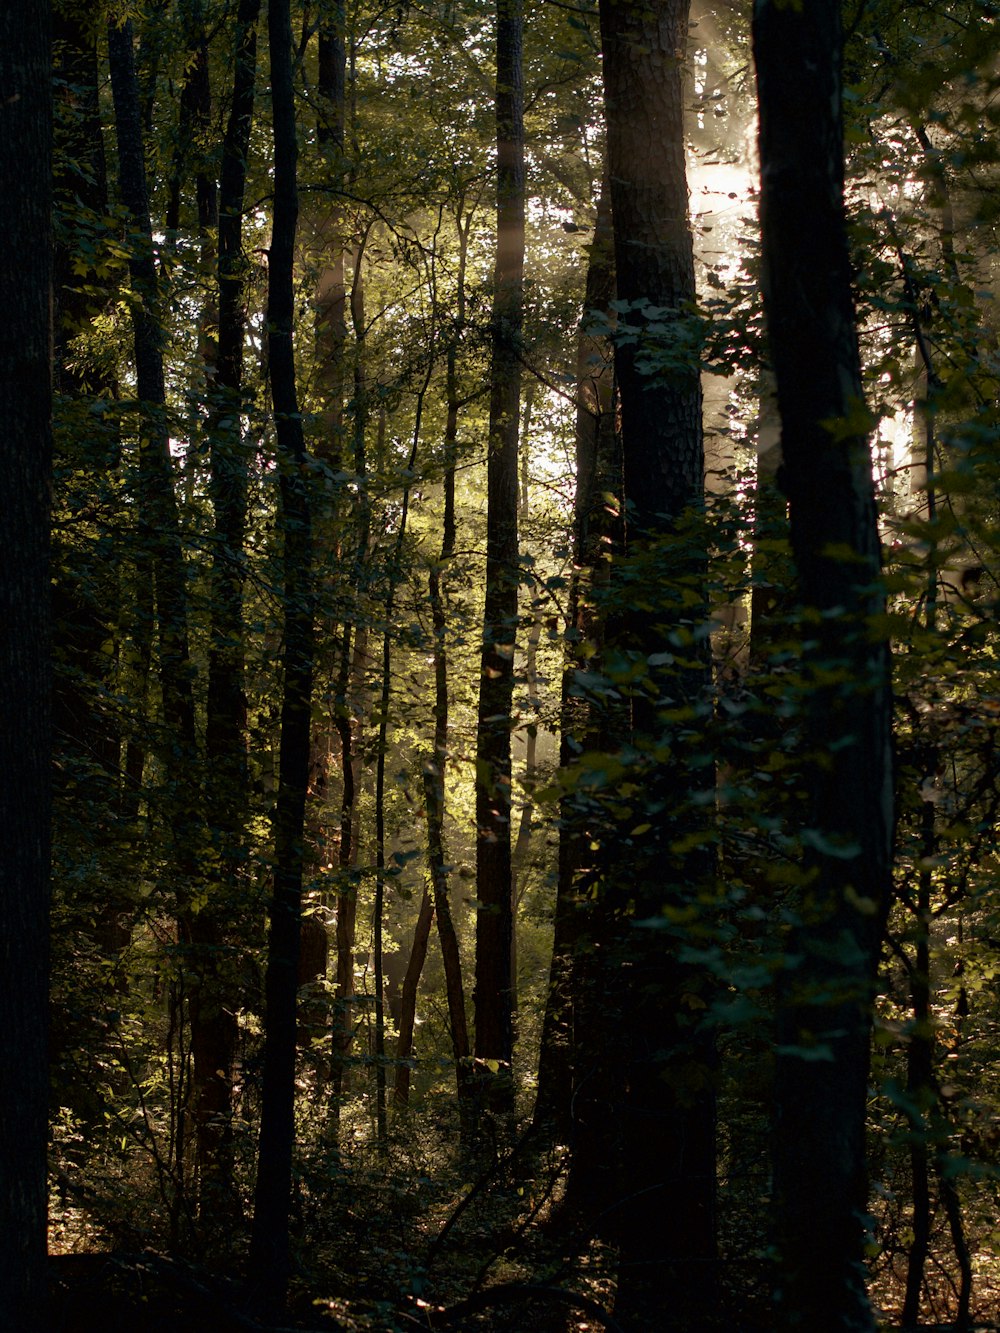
left=0, top=4, right=51, bottom=1327
left=753, top=3, right=894, bottom=1328
left=207, top=0, right=259, bottom=793
left=108, top=20, right=199, bottom=777
left=598, top=2, right=717, bottom=1326
left=396, top=202, right=476, bottom=1128
left=52, top=3, right=122, bottom=872
left=249, top=0, right=315, bottom=1312
left=428, top=214, right=475, bottom=1130
left=301, top=11, right=348, bottom=1042
left=330, top=230, right=372, bottom=1134
left=394, top=887, right=435, bottom=1108
left=110, top=15, right=240, bottom=1217
left=166, top=0, right=216, bottom=240
left=474, top=0, right=525, bottom=1121
left=510, top=384, right=539, bottom=1018
left=372, top=378, right=429, bottom=1149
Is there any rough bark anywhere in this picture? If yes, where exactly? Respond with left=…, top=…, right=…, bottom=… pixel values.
left=474, top=0, right=525, bottom=1120
left=753, top=3, right=894, bottom=1328
left=249, top=0, right=315, bottom=1312
left=0, top=3, right=52, bottom=1326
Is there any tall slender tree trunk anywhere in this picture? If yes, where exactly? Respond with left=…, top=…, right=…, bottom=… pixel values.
left=195, top=0, right=261, bottom=1218
left=474, top=0, right=525, bottom=1121
left=753, top=4, right=894, bottom=1329
left=299, top=9, right=348, bottom=1052
left=166, top=0, right=215, bottom=242
left=0, top=4, right=51, bottom=1327
left=110, top=13, right=244, bottom=1217
left=397, top=203, right=476, bottom=1129
left=597, top=3, right=717, bottom=1327
left=108, top=20, right=199, bottom=778
left=534, top=183, right=617, bottom=1145
left=329, top=227, right=373, bottom=1134
left=394, top=887, right=435, bottom=1108
left=109, top=22, right=209, bottom=1219
left=52, top=4, right=124, bottom=941
left=425, top=229, right=476, bottom=1131
left=249, top=0, right=315, bottom=1312
left=372, top=381, right=429, bottom=1148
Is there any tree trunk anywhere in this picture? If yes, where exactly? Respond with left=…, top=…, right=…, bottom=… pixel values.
left=0, top=4, right=51, bottom=1326
left=534, top=182, right=617, bottom=1144
left=197, top=0, right=261, bottom=1216
left=329, top=230, right=372, bottom=1136
left=248, top=0, right=315, bottom=1312
left=412, top=202, right=477, bottom=1135
left=108, top=19, right=199, bottom=776
left=474, top=0, right=525, bottom=1122
left=597, top=3, right=717, bottom=1327
left=753, top=4, right=894, bottom=1328
left=302, top=10, right=348, bottom=1053
left=394, top=886, right=435, bottom=1107
left=168, top=0, right=216, bottom=230
left=109, top=17, right=212, bottom=1219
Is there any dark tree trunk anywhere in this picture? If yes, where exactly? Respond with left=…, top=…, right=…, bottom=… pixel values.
left=52, top=19, right=116, bottom=765
left=109, top=21, right=205, bottom=1218
left=110, top=16, right=241, bottom=1219
left=597, top=3, right=717, bottom=1327
left=474, top=0, right=525, bottom=1121
left=0, top=4, right=51, bottom=1327
left=372, top=357, right=433, bottom=1145
left=249, top=0, right=315, bottom=1313
left=329, top=232, right=372, bottom=1135
left=166, top=0, right=216, bottom=240
left=753, top=4, right=894, bottom=1329
left=902, top=796, right=933, bottom=1329
left=394, top=887, right=434, bottom=1107
left=534, top=182, right=617, bottom=1145
left=108, top=20, right=199, bottom=772
left=196, top=0, right=261, bottom=1215
left=415, top=204, right=476, bottom=1135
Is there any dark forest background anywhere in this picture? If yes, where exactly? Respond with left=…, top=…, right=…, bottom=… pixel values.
left=4, top=1, right=1000, bottom=1329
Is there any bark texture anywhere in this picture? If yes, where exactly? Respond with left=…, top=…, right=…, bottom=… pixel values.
left=0, top=3, right=51, bottom=1326
left=753, top=3, right=894, bottom=1328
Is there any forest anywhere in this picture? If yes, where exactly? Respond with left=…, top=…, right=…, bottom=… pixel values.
left=3, top=0, right=1000, bottom=1329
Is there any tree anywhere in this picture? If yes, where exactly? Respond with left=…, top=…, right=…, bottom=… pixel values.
left=248, top=0, right=315, bottom=1312
left=753, top=2, right=894, bottom=1327
left=587, top=2, right=719, bottom=1327
left=0, top=2, right=52, bottom=1328
left=473, top=0, right=526, bottom=1119
left=199, top=0, right=262, bottom=1214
